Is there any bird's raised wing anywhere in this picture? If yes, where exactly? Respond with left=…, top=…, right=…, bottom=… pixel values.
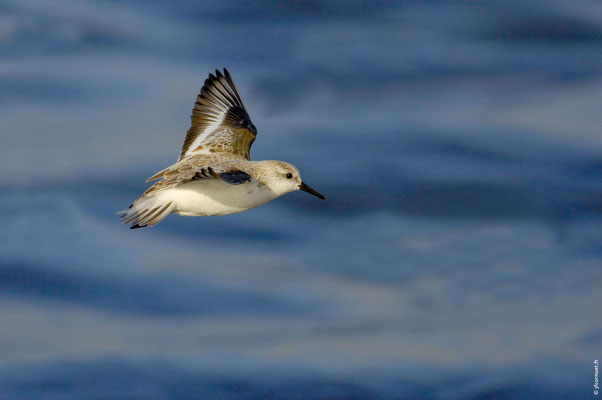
left=178, top=68, right=257, bottom=161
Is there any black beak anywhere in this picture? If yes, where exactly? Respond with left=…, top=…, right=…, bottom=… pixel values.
left=299, top=182, right=325, bottom=200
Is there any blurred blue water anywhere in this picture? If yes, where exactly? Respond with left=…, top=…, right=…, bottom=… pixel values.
left=1, top=0, right=601, bottom=399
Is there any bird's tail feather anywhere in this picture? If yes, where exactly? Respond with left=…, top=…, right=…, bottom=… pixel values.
left=118, top=197, right=175, bottom=229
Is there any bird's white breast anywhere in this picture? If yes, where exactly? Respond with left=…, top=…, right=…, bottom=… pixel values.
left=163, top=180, right=277, bottom=216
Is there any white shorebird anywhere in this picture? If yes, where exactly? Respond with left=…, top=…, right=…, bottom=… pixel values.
left=120, top=68, right=325, bottom=229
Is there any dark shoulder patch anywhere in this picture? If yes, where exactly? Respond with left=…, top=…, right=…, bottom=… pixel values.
left=218, top=170, right=252, bottom=185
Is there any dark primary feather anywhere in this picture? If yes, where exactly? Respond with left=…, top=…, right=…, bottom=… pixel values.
left=224, top=105, right=256, bottom=135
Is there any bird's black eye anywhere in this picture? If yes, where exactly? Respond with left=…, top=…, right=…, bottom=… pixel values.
left=286, top=173, right=293, bottom=179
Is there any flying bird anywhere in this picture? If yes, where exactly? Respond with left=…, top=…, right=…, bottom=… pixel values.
left=119, top=68, right=325, bottom=229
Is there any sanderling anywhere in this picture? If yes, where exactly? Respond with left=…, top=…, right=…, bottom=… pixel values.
left=119, top=68, right=325, bottom=229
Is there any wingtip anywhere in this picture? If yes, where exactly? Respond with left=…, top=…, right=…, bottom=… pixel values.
left=115, top=204, right=133, bottom=217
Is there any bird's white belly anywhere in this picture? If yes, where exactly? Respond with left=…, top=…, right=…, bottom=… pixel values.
left=165, top=180, right=276, bottom=216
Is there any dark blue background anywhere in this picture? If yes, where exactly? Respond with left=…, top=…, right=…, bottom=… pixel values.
left=1, top=0, right=601, bottom=399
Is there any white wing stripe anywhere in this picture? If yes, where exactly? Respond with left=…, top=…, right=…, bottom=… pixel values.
left=184, top=112, right=226, bottom=158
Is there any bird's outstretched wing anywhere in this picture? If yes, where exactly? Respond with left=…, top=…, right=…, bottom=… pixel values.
left=178, top=68, right=257, bottom=161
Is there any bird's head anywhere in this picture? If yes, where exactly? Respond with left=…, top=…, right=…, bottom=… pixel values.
left=260, top=161, right=325, bottom=200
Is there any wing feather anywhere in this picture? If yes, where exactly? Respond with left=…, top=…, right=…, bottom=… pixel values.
left=142, top=156, right=254, bottom=198
left=179, top=68, right=257, bottom=161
